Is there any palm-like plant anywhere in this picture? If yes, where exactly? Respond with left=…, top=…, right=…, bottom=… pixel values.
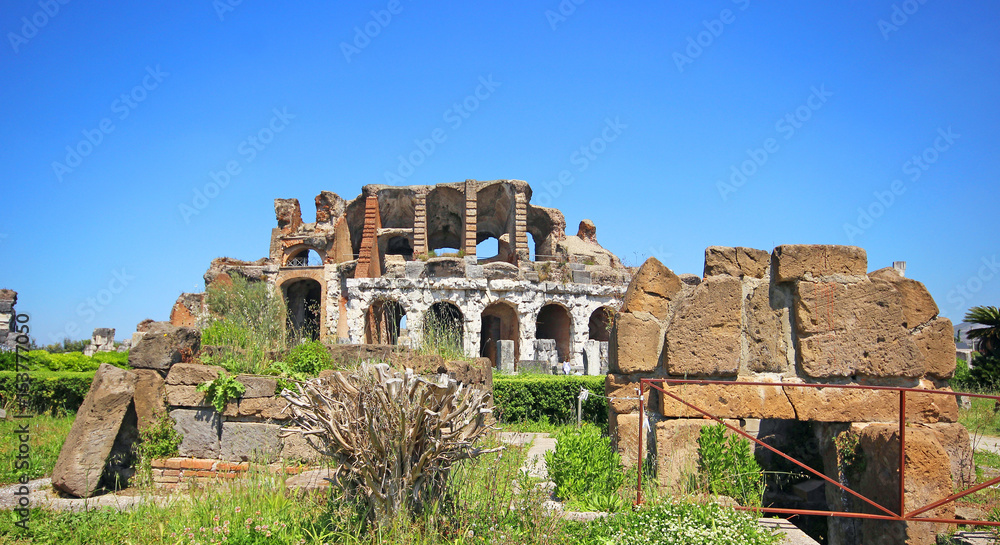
left=965, top=306, right=1000, bottom=357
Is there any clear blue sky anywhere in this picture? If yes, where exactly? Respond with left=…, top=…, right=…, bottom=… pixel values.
left=2, top=1, right=998, bottom=345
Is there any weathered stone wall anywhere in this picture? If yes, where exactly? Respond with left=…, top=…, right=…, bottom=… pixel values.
left=609, top=245, right=964, bottom=545
left=0, top=289, right=17, bottom=349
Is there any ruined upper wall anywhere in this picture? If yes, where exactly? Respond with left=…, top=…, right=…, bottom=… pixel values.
left=608, top=244, right=957, bottom=424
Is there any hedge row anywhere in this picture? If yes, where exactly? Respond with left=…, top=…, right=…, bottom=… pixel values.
left=0, top=350, right=128, bottom=373
left=0, top=371, right=96, bottom=415
left=493, top=375, right=607, bottom=426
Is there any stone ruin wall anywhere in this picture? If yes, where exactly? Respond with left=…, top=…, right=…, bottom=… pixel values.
left=609, top=244, right=966, bottom=545
left=169, top=180, right=631, bottom=370
left=0, top=289, right=18, bottom=349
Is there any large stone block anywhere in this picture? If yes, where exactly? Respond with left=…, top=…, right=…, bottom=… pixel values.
left=609, top=311, right=662, bottom=373
left=784, top=382, right=957, bottom=423
left=659, top=382, right=795, bottom=419
left=773, top=244, right=867, bottom=282
left=744, top=281, right=790, bottom=373
left=238, top=395, right=292, bottom=420
left=236, top=375, right=277, bottom=398
left=424, top=257, right=465, bottom=278
left=52, top=364, right=138, bottom=498
left=133, top=369, right=166, bottom=430
left=221, top=422, right=281, bottom=462
left=655, top=419, right=715, bottom=491
left=664, top=276, right=741, bottom=376
left=497, top=340, right=516, bottom=374
left=605, top=374, right=655, bottom=414
left=914, top=317, right=956, bottom=379
left=921, top=422, right=975, bottom=489
left=170, top=408, right=221, bottom=459
left=165, top=384, right=211, bottom=408
left=166, top=362, right=224, bottom=385
left=870, top=267, right=939, bottom=328
left=128, top=321, right=201, bottom=372
left=582, top=339, right=603, bottom=376
left=280, top=431, right=327, bottom=462
left=794, top=280, right=923, bottom=378
left=855, top=424, right=953, bottom=545
left=612, top=413, right=650, bottom=468
left=620, top=257, right=682, bottom=321
left=703, top=246, right=770, bottom=279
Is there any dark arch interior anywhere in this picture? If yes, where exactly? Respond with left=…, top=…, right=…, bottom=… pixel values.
left=425, top=302, right=463, bottom=355
left=284, top=278, right=321, bottom=341
left=288, top=248, right=322, bottom=267
left=588, top=307, right=615, bottom=342
left=536, top=304, right=572, bottom=362
left=480, top=301, right=519, bottom=367
left=426, top=187, right=464, bottom=252
left=385, top=236, right=414, bottom=260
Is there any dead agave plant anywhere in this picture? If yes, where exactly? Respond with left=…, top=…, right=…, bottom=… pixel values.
left=279, top=362, right=500, bottom=523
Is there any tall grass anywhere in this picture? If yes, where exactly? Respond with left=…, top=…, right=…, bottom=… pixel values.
left=0, top=413, right=74, bottom=485
left=418, top=308, right=466, bottom=361
left=200, top=276, right=288, bottom=374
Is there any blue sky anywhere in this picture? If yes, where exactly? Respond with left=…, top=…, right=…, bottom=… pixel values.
left=1, top=1, right=998, bottom=345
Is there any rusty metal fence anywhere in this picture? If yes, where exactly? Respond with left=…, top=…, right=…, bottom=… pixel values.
left=635, top=378, right=1000, bottom=528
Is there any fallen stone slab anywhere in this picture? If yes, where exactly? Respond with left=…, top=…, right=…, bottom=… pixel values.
left=51, top=364, right=138, bottom=498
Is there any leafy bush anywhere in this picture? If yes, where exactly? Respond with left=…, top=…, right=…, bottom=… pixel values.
left=951, top=356, right=973, bottom=390
left=201, top=275, right=287, bottom=374
left=970, top=353, right=1000, bottom=390
left=493, top=375, right=607, bottom=426
left=282, top=340, right=331, bottom=375
left=579, top=500, right=781, bottom=545
left=545, top=424, right=624, bottom=505
left=0, top=371, right=95, bottom=414
left=196, top=370, right=246, bottom=412
left=697, top=423, right=765, bottom=507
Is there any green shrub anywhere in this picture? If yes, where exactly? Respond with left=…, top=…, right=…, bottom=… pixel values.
left=697, top=423, right=765, bottom=507
left=197, top=370, right=246, bottom=412
left=0, top=371, right=95, bottom=414
left=493, top=375, right=607, bottom=426
left=132, top=413, right=183, bottom=487
left=201, top=275, right=288, bottom=374
left=579, top=500, right=781, bottom=545
left=283, top=340, right=332, bottom=375
left=545, top=423, right=624, bottom=504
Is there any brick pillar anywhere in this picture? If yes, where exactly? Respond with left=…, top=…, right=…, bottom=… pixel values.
left=355, top=195, right=382, bottom=279
left=464, top=182, right=477, bottom=257
left=514, top=192, right=529, bottom=262
left=413, top=192, right=428, bottom=256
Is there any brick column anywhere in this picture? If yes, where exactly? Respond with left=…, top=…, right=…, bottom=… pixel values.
left=464, top=182, right=477, bottom=257
left=514, top=192, right=529, bottom=261
left=413, top=192, right=428, bottom=256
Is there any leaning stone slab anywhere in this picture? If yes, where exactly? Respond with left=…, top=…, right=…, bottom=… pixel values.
left=52, top=364, right=138, bottom=498
left=170, top=408, right=221, bottom=459
left=221, top=422, right=280, bottom=462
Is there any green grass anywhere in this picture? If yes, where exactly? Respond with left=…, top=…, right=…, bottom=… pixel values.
left=0, top=413, right=75, bottom=484
left=958, top=390, right=1000, bottom=438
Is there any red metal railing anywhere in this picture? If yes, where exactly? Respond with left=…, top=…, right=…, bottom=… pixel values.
left=635, top=378, right=1000, bottom=527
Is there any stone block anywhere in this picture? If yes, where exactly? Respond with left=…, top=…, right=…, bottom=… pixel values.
left=571, top=270, right=592, bottom=284
left=483, top=262, right=520, bottom=279
left=466, top=264, right=484, bottom=279
left=52, top=364, right=138, bottom=498
left=238, top=396, right=291, bottom=420
left=703, top=246, right=770, bottom=278
left=620, top=257, right=683, bottom=321
left=744, top=282, right=790, bottom=373
left=612, top=412, right=650, bottom=468
left=166, top=363, right=225, bottom=385
left=425, top=257, right=465, bottom=278
left=166, top=384, right=211, bottom=407
left=170, top=408, right=221, bottom=459
left=914, top=317, right=956, bottom=379
left=870, top=267, right=940, bottom=327
left=659, top=382, right=795, bottom=419
left=854, top=424, right=953, bottom=544
left=773, top=244, right=867, bottom=282
left=610, top=311, right=662, bottom=374
left=497, top=340, right=515, bottom=374
left=133, top=369, right=167, bottom=430
left=534, top=339, right=559, bottom=365
left=655, top=419, right=714, bottom=491
left=279, top=431, right=326, bottom=462
left=404, top=261, right=425, bottom=279
left=605, top=374, right=655, bottom=414
left=128, top=321, right=201, bottom=372
left=221, top=422, right=281, bottom=462
left=235, top=375, right=277, bottom=398
left=664, top=276, right=741, bottom=376
left=794, top=280, right=922, bottom=378
left=784, top=383, right=957, bottom=423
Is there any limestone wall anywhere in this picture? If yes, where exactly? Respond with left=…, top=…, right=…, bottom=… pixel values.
left=609, top=245, right=967, bottom=545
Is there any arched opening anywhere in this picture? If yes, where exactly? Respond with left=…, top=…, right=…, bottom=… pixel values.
left=424, top=302, right=464, bottom=357
left=385, top=236, right=414, bottom=260
left=588, top=307, right=615, bottom=342
left=286, top=248, right=323, bottom=267
left=480, top=301, right=519, bottom=367
left=365, top=299, right=406, bottom=345
left=283, top=278, right=321, bottom=341
left=536, top=303, right=572, bottom=362
left=476, top=237, right=499, bottom=260
left=476, top=182, right=515, bottom=262
left=426, top=187, right=464, bottom=253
